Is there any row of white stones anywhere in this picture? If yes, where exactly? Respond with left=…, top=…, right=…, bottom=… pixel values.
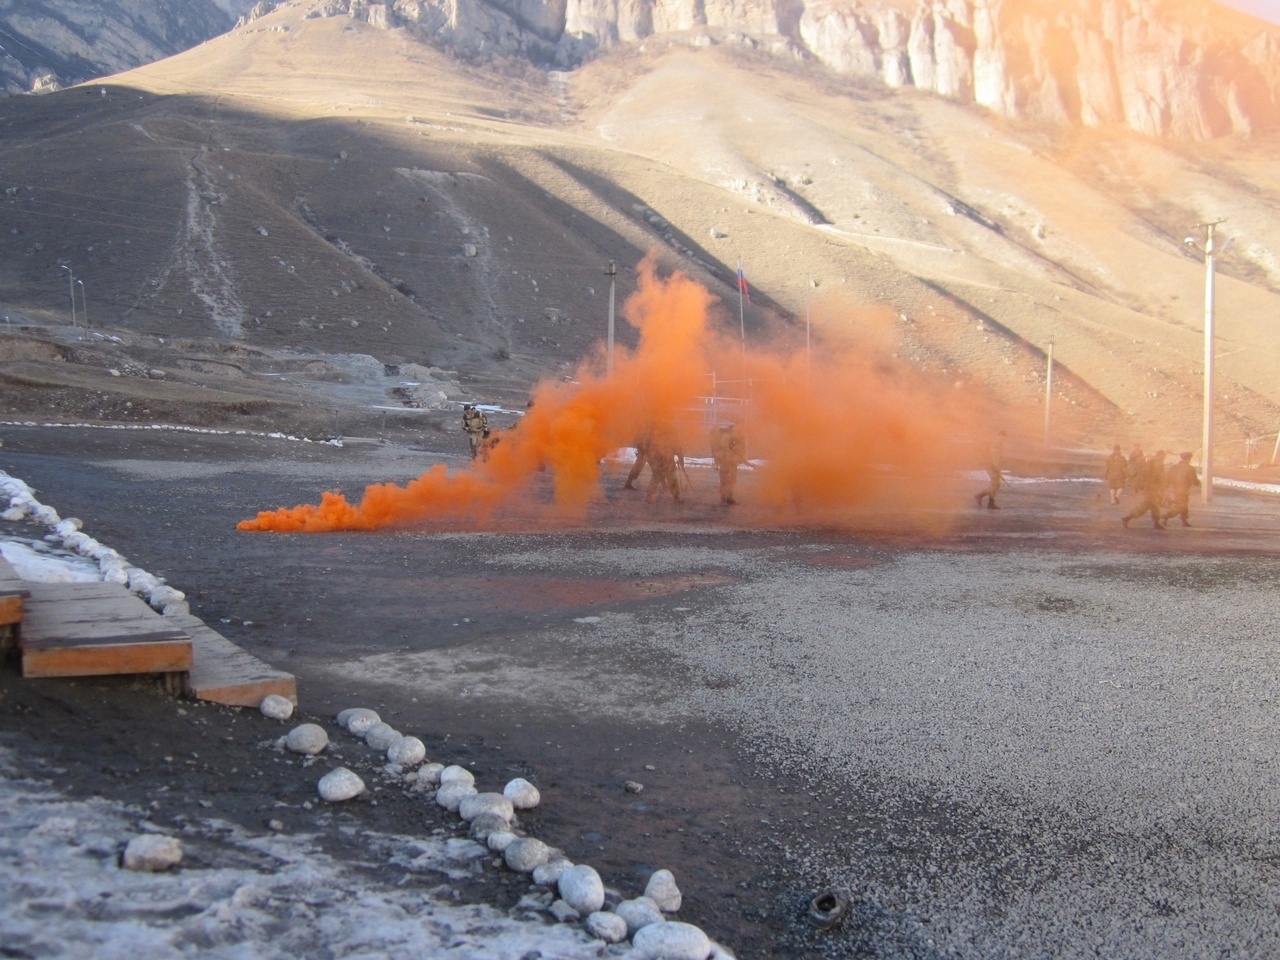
left=262, top=697, right=736, bottom=960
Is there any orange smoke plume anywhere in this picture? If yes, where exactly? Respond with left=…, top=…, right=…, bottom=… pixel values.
left=238, top=254, right=1006, bottom=533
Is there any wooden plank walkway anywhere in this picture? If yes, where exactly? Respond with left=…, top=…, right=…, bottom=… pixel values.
left=19, top=581, right=193, bottom=678
left=170, top=614, right=297, bottom=707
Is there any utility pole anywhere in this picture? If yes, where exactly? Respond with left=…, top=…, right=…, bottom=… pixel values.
left=1186, top=220, right=1226, bottom=504
left=605, top=260, right=617, bottom=378
left=60, top=264, right=76, bottom=328
left=1044, top=335, right=1054, bottom=446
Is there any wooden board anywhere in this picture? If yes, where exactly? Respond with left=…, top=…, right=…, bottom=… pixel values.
left=169, top=614, right=298, bottom=708
left=0, top=553, right=29, bottom=632
left=19, top=581, right=192, bottom=678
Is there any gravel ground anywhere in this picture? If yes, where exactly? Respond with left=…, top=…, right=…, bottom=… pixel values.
left=2, top=424, right=1279, bottom=959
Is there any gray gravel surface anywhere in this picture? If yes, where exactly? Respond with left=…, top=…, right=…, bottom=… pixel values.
left=3, top=425, right=1279, bottom=959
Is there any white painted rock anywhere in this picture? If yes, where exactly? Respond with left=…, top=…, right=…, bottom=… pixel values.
left=418, top=762, right=444, bottom=785
left=486, top=830, right=518, bottom=852
left=439, top=764, right=475, bottom=786
left=584, top=910, right=628, bottom=944
left=503, top=836, right=550, bottom=873
left=558, top=863, right=605, bottom=915
left=343, top=708, right=380, bottom=736
left=284, top=723, right=329, bottom=755
left=645, top=868, right=683, bottom=912
left=259, top=694, right=294, bottom=720
left=532, top=858, right=572, bottom=886
left=631, top=921, right=712, bottom=960
left=469, top=812, right=512, bottom=841
left=364, top=722, right=402, bottom=751
left=386, top=735, right=425, bottom=767
left=318, top=767, right=366, bottom=802
left=458, top=792, right=514, bottom=824
left=616, top=896, right=665, bottom=936
left=335, top=708, right=360, bottom=726
left=435, top=780, right=478, bottom=811
left=122, top=834, right=183, bottom=872
left=503, top=777, right=541, bottom=810
left=709, top=941, right=738, bottom=959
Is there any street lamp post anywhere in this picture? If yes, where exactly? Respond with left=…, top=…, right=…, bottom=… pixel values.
left=1185, top=220, right=1226, bottom=504
left=605, top=261, right=617, bottom=378
left=60, top=264, right=76, bottom=328
left=76, top=279, right=87, bottom=330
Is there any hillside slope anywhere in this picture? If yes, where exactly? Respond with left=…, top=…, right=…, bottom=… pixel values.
left=0, top=2, right=1278, bottom=458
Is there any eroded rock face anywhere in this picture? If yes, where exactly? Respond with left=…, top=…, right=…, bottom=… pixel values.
left=330, top=0, right=1280, bottom=139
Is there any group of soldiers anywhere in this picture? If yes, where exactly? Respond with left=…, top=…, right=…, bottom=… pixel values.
left=1104, top=444, right=1202, bottom=528
left=623, top=421, right=747, bottom=505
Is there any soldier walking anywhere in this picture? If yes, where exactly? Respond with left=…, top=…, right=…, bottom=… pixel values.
left=1122, top=449, right=1168, bottom=528
left=1104, top=444, right=1128, bottom=505
left=623, top=427, right=652, bottom=490
left=1162, top=451, right=1202, bottom=526
left=461, top=404, right=488, bottom=460
left=974, top=431, right=1006, bottom=509
left=708, top=422, right=746, bottom=505
left=645, top=425, right=683, bottom=504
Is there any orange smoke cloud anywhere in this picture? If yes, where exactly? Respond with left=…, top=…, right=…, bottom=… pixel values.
left=238, top=254, right=1007, bottom=533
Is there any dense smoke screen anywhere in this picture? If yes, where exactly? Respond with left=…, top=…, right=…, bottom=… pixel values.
left=238, top=256, right=1014, bottom=533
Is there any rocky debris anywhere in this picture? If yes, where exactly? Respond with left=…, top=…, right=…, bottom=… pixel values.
left=122, top=834, right=183, bottom=872
left=317, top=767, right=366, bottom=802
left=259, top=693, right=294, bottom=720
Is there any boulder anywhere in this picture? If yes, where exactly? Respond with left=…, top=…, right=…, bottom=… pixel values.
left=558, top=863, right=605, bottom=915
left=284, top=723, right=329, bottom=755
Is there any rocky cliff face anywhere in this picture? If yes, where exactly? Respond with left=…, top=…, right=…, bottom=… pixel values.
left=314, top=0, right=1278, bottom=138
left=0, top=0, right=260, bottom=95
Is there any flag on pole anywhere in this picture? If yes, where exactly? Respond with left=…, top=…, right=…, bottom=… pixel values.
left=737, top=259, right=751, bottom=304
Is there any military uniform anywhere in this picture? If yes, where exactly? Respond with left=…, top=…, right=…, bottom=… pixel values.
left=1104, top=445, right=1128, bottom=505
left=1162, top=452, right=1201, bottom=526
left=1122, top=450, right=1167, bottom=528
left=624, top=428, right=652, bottom=490
left=645, top=426, right=682, bottom=504
left=974, top=432, right=1006, bottom=509
left=462, top=405, right=488, bottom=459
left=709, top=424, right=746, bottom=505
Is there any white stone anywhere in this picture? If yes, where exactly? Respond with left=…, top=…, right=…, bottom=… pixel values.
left=584, top=910, right=628, bottom=943
left=343, top=708, right=380, bottom=735
left=363, top=722, right=402, bottom=751
left=486, top=830, right=518, bottom=852
left=469, top=812, right=511, bottom=841
left=439, top=764, right=475, bottom=786
left=335, top=708, right=360, bottom=726
left=259, top=694, right=294, bottom=720
left=558, top=863, right=605, bottom=915
left=122, top=834, right=182, bottom=872
left=645, top=868, right=683, bottom=912
left=616, top=896, right=665, bottom=936
left=318, top=767, right=365, bottom=802
left=418, top=762, right=444, bottom=785
left=457, top=792, right=514, bottom=824
left=435, top=780, right=477, bottom=811
left=284, top=723, right=329, bottom=755
left=709, top=941, right=738, bottom=960
left=386, top=735, right=425, bottom=766
left=503, top=777, right=541, bottom=809
left=503, top=836, right=550, bottom=872
left=631, top=921, right=712, bottom=960
left=532, top=858, right=572, bottom=886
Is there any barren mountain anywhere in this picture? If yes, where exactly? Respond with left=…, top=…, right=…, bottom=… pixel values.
left=1, top=0, right=1279, bottom=463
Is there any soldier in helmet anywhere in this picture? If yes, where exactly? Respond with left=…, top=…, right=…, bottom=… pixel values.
left=1104, top=444, right=1128, bottom=505
left=623, top=426, right=652, bottom=490
left=461, top=404, right=488, bottom=460
left=644, top=424, right=683, bottom=504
